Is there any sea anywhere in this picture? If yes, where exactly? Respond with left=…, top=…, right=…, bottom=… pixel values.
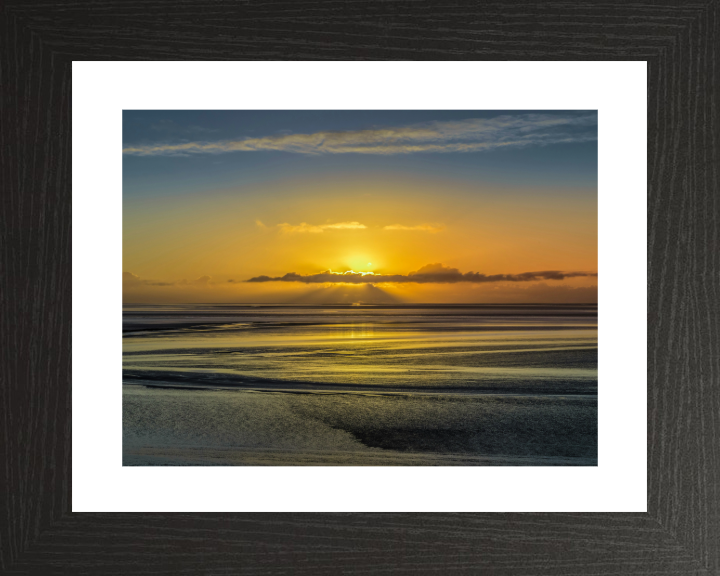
left=122, top=304, right=598, bottom=466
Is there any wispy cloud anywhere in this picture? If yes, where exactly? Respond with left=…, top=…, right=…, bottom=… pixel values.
left=277, top=221, right=367, bottom=233
left=122, top=113, right=597, bottom=157
left=383, top=224, right=444, bottom=232
left=267, top=221, right=442, bottom=233
left=246, top=263, right=598, bottom=284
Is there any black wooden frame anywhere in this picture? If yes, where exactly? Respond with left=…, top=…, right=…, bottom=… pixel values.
left=2, top=2, right=718, bottom=574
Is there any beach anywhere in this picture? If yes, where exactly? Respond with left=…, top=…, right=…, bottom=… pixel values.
left=123, top=304, right=598, bottom=466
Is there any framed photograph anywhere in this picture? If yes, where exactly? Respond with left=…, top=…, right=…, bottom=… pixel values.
left=120, top=108, right=601, bottom=470
left=4, top=3, right=718, bottom=574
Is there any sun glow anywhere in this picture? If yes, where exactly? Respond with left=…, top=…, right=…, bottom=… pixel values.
left=332, top=269, right=375, bottom=276
left=345, top=255, right=377, bottom=272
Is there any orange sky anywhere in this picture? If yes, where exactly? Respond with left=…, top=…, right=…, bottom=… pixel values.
left=123, top=111, right=597, bottom=304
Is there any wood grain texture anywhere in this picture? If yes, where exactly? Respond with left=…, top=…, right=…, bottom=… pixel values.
left=1, top=1, right=718, bottom=574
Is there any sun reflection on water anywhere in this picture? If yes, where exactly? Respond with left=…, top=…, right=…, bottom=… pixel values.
left=336, top=323, right=375, bottom=340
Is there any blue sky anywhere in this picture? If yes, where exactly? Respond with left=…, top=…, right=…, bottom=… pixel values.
left=123, top=110, right=598, bottom=200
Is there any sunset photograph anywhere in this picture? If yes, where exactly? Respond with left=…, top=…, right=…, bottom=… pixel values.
left=122, top=110, right=598, bottom=466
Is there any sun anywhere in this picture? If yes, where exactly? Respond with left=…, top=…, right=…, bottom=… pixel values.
left=346, top=255, right=377, bottom=271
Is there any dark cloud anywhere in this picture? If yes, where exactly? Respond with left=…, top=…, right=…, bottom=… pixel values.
left=246, top=264, right=597, bottom=284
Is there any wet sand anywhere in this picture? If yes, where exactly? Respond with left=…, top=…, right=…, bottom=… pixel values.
left=123, top=304, right=598, bottom=466
left=123, top=384, right=597, bottom=466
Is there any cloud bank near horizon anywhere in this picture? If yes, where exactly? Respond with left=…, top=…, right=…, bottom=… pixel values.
left=122, top=114, right=597, bottom=157
left=246, top=263, right=598, bottom=284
